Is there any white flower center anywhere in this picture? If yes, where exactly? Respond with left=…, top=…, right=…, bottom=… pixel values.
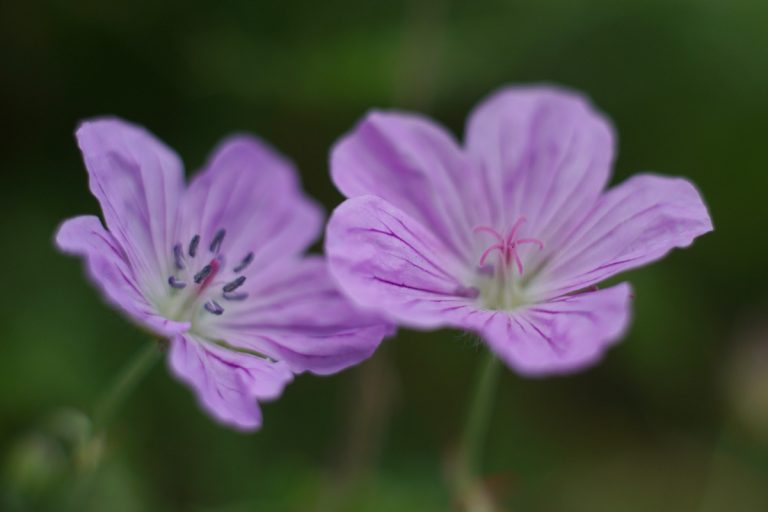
left=156, top=229, right=253, bottom=330
left=469, top=217, right=544, bottom=311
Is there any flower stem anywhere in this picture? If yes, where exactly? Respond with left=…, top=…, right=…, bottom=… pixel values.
left=66, top=341, right=163, bottom=510
left=92, top=340, right=163, bottom=433
left=455, top=349, right=502, bottom=510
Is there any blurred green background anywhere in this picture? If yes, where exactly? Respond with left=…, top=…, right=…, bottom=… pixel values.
left=1, top=0, right=767, bottom=510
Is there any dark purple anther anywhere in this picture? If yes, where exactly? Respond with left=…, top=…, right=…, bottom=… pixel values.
left=168, top=276, right=187, bottom=289
left=210, top=229, right=226, bottom=253
left=173, top=243, right=185, bottom=270
left=454, top=285, right=480, bottom=299
left=188, top=234, right=200, bottom=257
left=204, top=300, right=224, bottom=315
left=477, top=264, right=495, bottom=277
left=223, top=276, right=246, bottom=293
left=233, top=252, right=254, bottom=273
left=223, top=292, right=249, bottom=301
left=194, top=264, right=213, bottom=284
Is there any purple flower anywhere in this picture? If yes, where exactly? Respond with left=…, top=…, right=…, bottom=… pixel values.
left=326, top=85, right=713, bottom=375
left=56, top=118, right=391, bottom=430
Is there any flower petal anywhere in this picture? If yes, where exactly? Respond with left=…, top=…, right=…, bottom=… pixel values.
left=331, top=111, right=476, bottom=262
left=55, top=216, right=189, bottom=336
left=465, top=85, right=615, bottom=248
left=208, top=256, right=393, bottom=375
left=467, top=283, right=633, bottom=375
left=326, top=195, right=475, bottom=329
left=76, top=118, right=185, bottom=297
left=529, top=174, right=713, bottom=298
left=168, top=334, right=294, bottom=431
left=177, top=135, right=323, bottom=273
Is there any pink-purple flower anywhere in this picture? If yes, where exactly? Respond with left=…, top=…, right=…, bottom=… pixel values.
left=326, top=85, right=713, bottom=375
left=56, top=118, right=391, bottom=430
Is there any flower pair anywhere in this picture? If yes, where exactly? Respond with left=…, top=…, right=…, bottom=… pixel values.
left=57, top=85, right=712, bottom=431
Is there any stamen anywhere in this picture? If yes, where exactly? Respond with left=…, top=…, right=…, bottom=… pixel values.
left=209, top=229, right=226, bottom=253
left=233, top=252, right=254, bottom=273
left=173, top=244, right=185, bottom=270
left=188, top=234, right=200, bottom=257
left=194, top=264, right=213, bottom=284
left=168, top=276, right=187, bottom=289
left=196, top=257, right=222, bottom=291
left=223, top=291, right=249, bottom=301
left=204, top=300, right=224, bottom=315
left=477, top=264, right=495, bottom=277
left=223, top=276, right=246, bottom=293
left=454, top=286, right=480, bottom=299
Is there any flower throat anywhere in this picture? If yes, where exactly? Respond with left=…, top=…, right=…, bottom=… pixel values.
left=164, top=229, right=253, bottom=319
left=472, top=216, right=544, bottom=310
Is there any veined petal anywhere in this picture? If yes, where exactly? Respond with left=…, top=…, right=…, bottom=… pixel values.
left=210, top=256, right=393, bottom=375
left=529, top=174, right=713, bottom=298
left=465, top=85, right=615, bottom=250
left=331, top=111, right=476, bottom=262
left=326, top=195, right=475, bottom=329
left=178, top=135, right=323, bottom=273
left=55, top=216, right=189, bottom=336
left=76, top=118, right=185, bottom=297
left=466, top=283, right=632, bottom=375
left=168, top=334, right=294, bottom=431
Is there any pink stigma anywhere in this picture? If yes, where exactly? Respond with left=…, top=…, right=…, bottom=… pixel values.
left=473, top=217, right=544, bottom=275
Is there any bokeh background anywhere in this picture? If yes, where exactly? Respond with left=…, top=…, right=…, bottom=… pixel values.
left=1, top=0, right=767, bottom=510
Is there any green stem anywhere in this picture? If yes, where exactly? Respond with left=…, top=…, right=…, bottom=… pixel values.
left=92, top=340, right=162, bottom=433
left=66, top=341, right=162, bottom=511
left=457, top=349, right=502, bottom=493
